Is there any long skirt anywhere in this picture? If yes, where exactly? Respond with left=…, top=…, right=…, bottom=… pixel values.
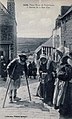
left=44, top=80, right=55, bottom=103
left=59, top=82, right=72, bottom=116
left=53, top=79, right=67, bottom=107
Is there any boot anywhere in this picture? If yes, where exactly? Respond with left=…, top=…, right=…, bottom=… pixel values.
left=14, top=96, right=21, bottom=101
left=14, top=89, right=21, bottom=101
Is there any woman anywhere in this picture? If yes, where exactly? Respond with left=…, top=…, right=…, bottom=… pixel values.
left=53, top=45, right=67, bottom=109
left=53, top=46, right=72, bottom=118
left=58, top=52, right=72, bottom=118
left=36, top=54, right=48, bottom=98
left=45, top=57, right=56, bottom=106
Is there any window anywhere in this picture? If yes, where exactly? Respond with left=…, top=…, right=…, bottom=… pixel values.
left=1, top=25, right=13, bottom=41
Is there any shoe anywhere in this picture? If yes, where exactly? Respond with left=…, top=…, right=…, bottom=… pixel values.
left=9, top=100, right=13, bottom=103
left=14, top=97, right=21, bottom=101
left=47, top=102, right=52, bottom=106
left=54, top=105, right=59, bottom=110
left=9, top=97, right=13, bottom=103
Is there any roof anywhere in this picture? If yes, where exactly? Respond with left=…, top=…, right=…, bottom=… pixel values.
left=35, top=45, right=42, bottom=53
left=0, top=2, right=16, bottom=21
left=60, top=6, right=72, bottom=19
left=42, top=36, right=54, bottom=48
left=35, top=36, right=54, bottom=53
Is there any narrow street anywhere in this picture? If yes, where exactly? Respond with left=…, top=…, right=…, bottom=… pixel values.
left=0, top=76, right=59, bottom=119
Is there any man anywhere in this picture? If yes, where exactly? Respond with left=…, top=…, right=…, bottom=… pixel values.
left=7, top=53, right=28, bottom=103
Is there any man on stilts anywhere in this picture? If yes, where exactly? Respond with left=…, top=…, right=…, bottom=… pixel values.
left=7, top=53, right=28, bottom=103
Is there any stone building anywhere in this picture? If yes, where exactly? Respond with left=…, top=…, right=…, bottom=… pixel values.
left=0, top=0, right=17, bottom=63
left=34, top=6, right=72, bottom=63
left=53, top=5, right=72, bottom=50
left=52, top=15, right=61, bottom=49
left=52, top=5, right=72, bottom=61
left=60, top=6, right=72, bottom=50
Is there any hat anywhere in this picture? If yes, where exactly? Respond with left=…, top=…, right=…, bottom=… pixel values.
left=19, top=53, right=27, bottom=60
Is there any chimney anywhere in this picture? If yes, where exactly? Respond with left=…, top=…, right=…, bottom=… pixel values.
left=7, top=0, right=15, bottom=19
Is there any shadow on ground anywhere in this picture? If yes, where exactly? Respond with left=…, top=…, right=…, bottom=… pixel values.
left=7, top=100, right=50, bottom=112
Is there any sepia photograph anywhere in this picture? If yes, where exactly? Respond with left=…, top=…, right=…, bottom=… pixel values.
left=0, top=0, right=72, bottom=119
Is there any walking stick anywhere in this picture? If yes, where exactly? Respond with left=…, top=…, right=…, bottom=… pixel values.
left=25, top=77, right=31, bottom=101
left=3, top=77, right=11, bottom=108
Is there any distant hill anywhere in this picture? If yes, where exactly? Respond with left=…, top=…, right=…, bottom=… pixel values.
left=17, top=37, right=48, bottom=53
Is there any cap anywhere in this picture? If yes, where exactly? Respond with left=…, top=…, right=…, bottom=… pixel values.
left=40, top=54, right=47, bottom=60
left=61, top=55, right=69, bottom=63
left=67, top=58, right=72, bottom=66
left=1, top=55, right=4, bottom=59
left=56, top=45, right=65, bottom=54
left=56, top=45, right=69, bottom=54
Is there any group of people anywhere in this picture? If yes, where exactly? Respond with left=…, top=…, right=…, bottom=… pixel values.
left=1, top=45, right=72, bottom=118
left=36, top=45, right=72, bottom=118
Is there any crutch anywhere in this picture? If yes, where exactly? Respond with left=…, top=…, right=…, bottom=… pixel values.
left=25, top=77, right=31, bottom=101
left=3, top=77, right=11, bottom=108
left=3, top=65, right=16, bottom=108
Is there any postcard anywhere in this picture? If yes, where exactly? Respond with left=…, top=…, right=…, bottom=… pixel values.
left=0, top=0, right=72, bottom=119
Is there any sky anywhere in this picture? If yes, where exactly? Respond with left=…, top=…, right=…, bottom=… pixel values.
left=0, top=0, right=72, bottom=38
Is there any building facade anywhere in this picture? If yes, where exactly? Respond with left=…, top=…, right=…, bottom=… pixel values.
left=34, top=36, right=55, bottom=62
left=53, top=6, right=72, bottom=50
left=0, top=0, right=17, bottom=62
left=35, top=6, right=72, bottom=63
left=60, top=6, right=72, bottom=50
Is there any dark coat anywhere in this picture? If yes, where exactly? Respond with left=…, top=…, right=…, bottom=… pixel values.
left=7, top=59, right=27, bottom=81
left=28, top=63, right=32, bottom=76
left=31, top=61, right=37, bottom=76
left=45, top=60, right=56, bottom=103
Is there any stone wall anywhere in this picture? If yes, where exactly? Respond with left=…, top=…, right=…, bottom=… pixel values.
left=0, top=8, right=17, bottom=61
left=61, top=14, right=72, bottom=49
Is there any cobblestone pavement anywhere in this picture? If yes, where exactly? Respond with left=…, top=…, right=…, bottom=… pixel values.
left=0, top=76, right=67, bottom=119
